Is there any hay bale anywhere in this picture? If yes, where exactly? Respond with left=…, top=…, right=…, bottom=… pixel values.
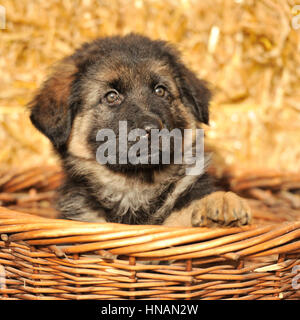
left=0, top=0, right=299, bottom=175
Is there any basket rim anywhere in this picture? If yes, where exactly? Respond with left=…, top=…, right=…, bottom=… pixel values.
left=1, top=206, right=300, bottom=261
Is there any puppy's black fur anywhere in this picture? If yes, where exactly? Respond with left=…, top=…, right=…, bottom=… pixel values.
left=29, top=34, right=216, bottom=225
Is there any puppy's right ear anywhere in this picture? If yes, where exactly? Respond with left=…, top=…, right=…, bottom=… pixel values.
left=176, top=64, right=211, bottom=125
left=29, top=59, right=77, bottom=152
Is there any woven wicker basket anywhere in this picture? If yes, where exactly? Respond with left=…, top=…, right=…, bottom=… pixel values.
left=0, top=166, right=300, bottom=300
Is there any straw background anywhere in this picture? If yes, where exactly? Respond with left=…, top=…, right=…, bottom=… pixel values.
left=0, top=1, right=300, bottom=301
left=0, top=0, right=300, bottom=177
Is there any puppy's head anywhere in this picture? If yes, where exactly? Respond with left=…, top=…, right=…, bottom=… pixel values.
left=29, top=34, right=211, bottom=173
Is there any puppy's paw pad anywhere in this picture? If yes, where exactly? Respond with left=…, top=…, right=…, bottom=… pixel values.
left=192, top=191, right=252, bottom=227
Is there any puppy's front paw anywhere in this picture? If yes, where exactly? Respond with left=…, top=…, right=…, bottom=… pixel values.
left=191, top=191, right=251, bottom=227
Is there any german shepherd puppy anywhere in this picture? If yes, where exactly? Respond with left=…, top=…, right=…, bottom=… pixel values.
left=29, top=34, right=251, bottom=227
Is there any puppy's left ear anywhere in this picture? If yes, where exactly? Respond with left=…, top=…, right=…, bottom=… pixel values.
left=177, top=65, right=211, bottom=125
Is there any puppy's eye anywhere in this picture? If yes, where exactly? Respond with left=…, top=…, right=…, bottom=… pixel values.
left=154, top=85, right=166, bottom=97
left=105, top=90, right=119, bottom=103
